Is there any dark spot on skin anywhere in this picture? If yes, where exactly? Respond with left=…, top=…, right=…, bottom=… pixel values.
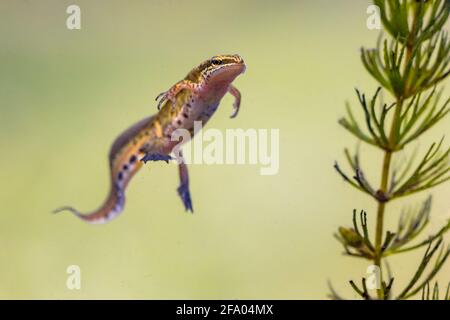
left=182, top=113, right=188, bottom=118
left=177, top=120, right=182, bottom=125
left=123, top=164, right=129, bottom=171
left=186, top=103, right=191, bottom=108
left=130, top=155, right=137, bottom=164
left=117, top=172, right=123, bottom=181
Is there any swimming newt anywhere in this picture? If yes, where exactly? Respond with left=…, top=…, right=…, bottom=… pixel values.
left=54, top=54, right=246, bottom=224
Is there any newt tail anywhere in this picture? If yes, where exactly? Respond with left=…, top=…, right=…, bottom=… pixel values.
left=54, top=116, right=150, bottom=224
left=55, top=54, right=246, bottom=224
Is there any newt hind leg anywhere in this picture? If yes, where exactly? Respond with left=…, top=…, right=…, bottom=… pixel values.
left=139, top=139, right=174, bottom=164
left=177, top=153, right=193, bottom=213
left=140, top=153, right=173, bottom=164
left=178, top=181, right=193, bottom=212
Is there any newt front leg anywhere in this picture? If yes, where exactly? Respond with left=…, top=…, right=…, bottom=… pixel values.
left=156, top=80, right=198, bottom=110
left=228, top=84, right=241, bottom=118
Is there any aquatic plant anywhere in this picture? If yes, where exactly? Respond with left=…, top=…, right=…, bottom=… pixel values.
left=332, top=0, right=450, bottom=299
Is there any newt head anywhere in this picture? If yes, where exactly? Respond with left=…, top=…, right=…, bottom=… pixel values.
left=187, top=54, right=246, bottom=87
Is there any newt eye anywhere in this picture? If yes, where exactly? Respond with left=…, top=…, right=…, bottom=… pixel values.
left=211, top=59, right=222, bottom=66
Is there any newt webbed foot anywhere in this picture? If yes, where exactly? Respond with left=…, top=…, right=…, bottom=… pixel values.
left=177, top=183, right=193, bottom=213
left=141, top=153, right=173, bottom=164
left=155, top=91, right=176, bottom=110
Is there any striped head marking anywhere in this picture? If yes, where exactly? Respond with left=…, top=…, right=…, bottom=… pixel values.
left=187, top=54, right=246, bottom=84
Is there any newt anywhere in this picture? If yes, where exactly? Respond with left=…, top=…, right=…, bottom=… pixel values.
left=54, top=54, right=246, bottom=224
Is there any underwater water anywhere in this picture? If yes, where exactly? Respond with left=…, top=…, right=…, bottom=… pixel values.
left=0, top=0, right=449, bottom=299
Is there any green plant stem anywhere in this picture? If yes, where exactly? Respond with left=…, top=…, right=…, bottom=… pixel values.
left=373, top=97, right=404, bottom=299
left=335, top=0, right=450, bottom=300
left=373, top=150, right=391, bottom=299
left=373, top=31, right=416, bottom=296
left=372, top=11, right=416, bottom=292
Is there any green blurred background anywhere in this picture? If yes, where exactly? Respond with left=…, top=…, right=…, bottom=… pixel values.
left=0, top=0, right=449, bottom=299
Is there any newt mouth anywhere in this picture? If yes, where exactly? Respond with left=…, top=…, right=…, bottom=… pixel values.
left=228, top=62, right=246, bottom=74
